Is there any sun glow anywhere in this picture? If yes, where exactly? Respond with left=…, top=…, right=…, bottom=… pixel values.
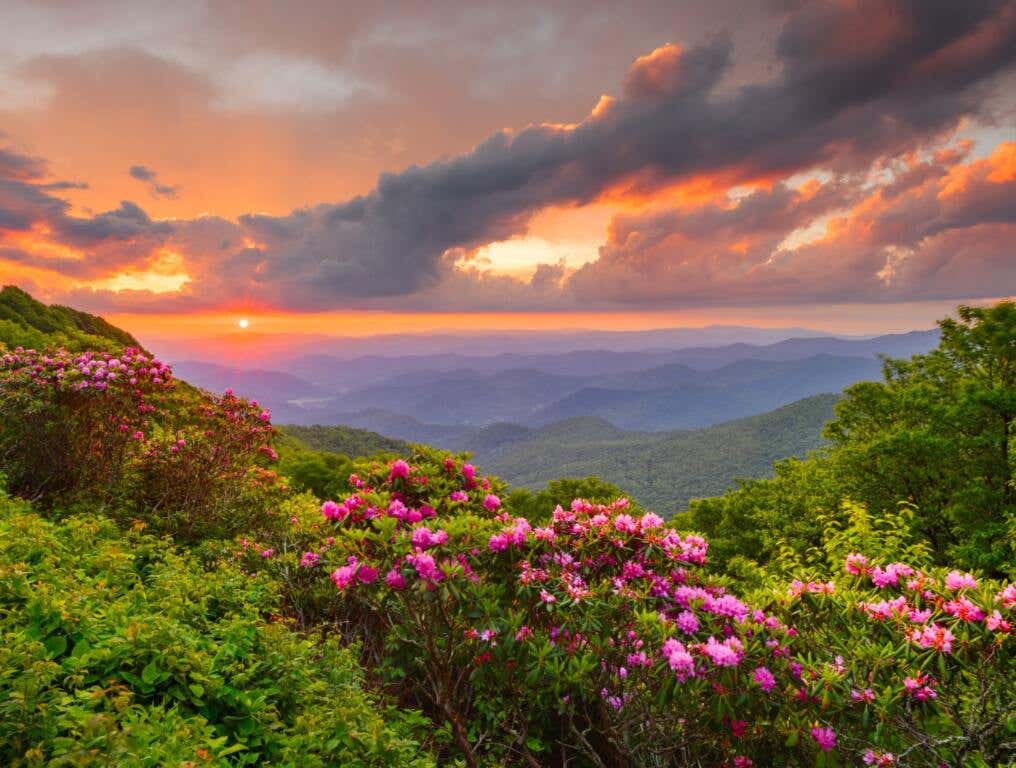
left=237, top=318, right=250, bottom=329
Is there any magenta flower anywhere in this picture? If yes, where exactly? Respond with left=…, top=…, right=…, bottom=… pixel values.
left=385, top=568, right=407, bottom=590
left=811, top=725, right=836, bottom=752
left=483, top=493, right=501, bottom=511
left=661, top=638, right=695, bottom=680
left=844, top=552, right=869, bottom=575
left=910, top=623, right=955, bottom=653
left=299, top=551, right=320, bottom=568
left=388, top=459, right=410, bottom=480
left=449, top=490, right=468, bottom=502
left=675, top=610, right=699, bottom=635
left=944, top=570, right=977, bottom=591
left=753, top=666, right=777, bottom=693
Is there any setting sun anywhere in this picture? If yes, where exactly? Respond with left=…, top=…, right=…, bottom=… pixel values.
left=238, top=318, right=249, bottom=329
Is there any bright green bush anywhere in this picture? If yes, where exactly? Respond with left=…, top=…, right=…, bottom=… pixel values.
left=0, top=492, right=434, bottom=767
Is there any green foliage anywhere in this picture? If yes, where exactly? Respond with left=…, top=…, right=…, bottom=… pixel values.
left=281, top=424, right=409, bottom=458
left=825, top=301, right=1015, bottom=574
left=691, top=302, right=1016, bottom=579
left=0, top=286, right=139, bottom=352
left=0, top=492, right=433, bottom=767
left=485, top=394, right=838, bottom=516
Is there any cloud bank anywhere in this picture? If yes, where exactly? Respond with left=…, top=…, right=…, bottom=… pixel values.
left=1, top=0, right=1014, bottom=312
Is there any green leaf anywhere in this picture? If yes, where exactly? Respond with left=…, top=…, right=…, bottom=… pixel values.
left=44, top=635, right=67, bottom=658
left=141, top=660, right=160, bottom=685
left=70, top=638, right=91, bottom=658
left=188, top=682, right=205, bottom=697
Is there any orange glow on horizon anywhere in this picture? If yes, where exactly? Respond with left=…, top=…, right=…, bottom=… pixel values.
left=101, top=297, right=1007, bottom=344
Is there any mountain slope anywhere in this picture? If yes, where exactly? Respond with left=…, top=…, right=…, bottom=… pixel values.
left=483, top=394, right=839, bottom=515
left=0, top=285, right=141, bottom=351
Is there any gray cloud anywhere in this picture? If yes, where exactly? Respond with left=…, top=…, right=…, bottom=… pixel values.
left=2, top=0, right=1015, bottom=313
left=129, top=164, right=180, bottom=198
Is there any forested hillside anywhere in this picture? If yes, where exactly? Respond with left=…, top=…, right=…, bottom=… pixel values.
left=285, top=394, right=838, bottom=515
left=0, top=292, right=1012, bottom=767
left=0, top=285, right=140, bottom=351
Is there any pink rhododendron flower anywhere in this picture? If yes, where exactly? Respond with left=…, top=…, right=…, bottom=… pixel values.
left=299, top=551, right=320, bottom=568
left=410, top=526, right=448, bottom=549
left=851, top=688, right=875, bottom=703
left=910, top=623, right=955, bottom=653
left=943, top=595, right=985, bottom=622
left=986, top=610, right=1011, bottom=632
left=385, top=568, right=407, bottom=590
left=944, top=570, right=977, bottom=591
left=811, top=726, right=836, bottom=752
left=753, top=666, right=776, bottom=692
left=997, top=584, right=1016, bottom=609
left=702, top=636, right=742, bottom=667
left=863, top=749, right=895, bottom=765
left=844, top=552, right=869, bottom=575
left=407, top=551, right=442, bottom=583
left=321, top=500, right=345, bottom=520
left=903, top=674, right=937, bottom=701
left=733, top=758, right=753, bottom=768
left=675, top=610, right=699, bottom=635
left=613, top=514, right=638, bottom=534
left=483, top=493, right=501, bottom=511
left=388, top=459, right=410, bottom=480
left=331, top=558, right=360, bottom=590
left=661, top=638, right=696, bottom=680
left=515, top=625, right=533, bottom=641
left=260, top=548, right=274, bottom=558
left=449, top=490, right=468, bottom=502
left=539, top=589, right=557, bottom=604
left=639, top=512, right=664, bottom=532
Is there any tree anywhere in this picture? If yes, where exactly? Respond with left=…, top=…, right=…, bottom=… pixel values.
left=825, top=302, right=1015, bottom=575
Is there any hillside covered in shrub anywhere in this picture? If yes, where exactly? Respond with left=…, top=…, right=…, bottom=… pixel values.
left=0, top=291, right=1013, bottom=767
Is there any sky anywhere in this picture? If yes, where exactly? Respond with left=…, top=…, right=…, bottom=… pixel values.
left=1, top=0, right=1014, bottom=339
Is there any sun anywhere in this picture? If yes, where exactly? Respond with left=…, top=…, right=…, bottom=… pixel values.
left=237, top=318, right=250, bottom=329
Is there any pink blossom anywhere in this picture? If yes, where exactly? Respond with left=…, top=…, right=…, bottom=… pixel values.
left=910, top=623, right=954, bottom=653
left=407, top=552, right=442, bottom=583
left=331, top=559, right=359, bottom=590
left=533, top=526, right=556, bottom=543
left=639, top=512, right=664, bottom=532
left=675, top=610, right=699, bottom=635
left=702, top=636, right=742, bottom=667
left=613, top=514, right=638, bottom=534
left=321, top=500, right=346, bottom=520
left=388, top=459, right=410, bottom=480
left=539, top=589, right=557, bottom=604
left=997, top=584, right=1016, bottom=609
left=299, top=551, right=320, bottom=568
left=483, top=493, right=501, bottom=511
left=811, top=726, right=836, bottom=752
left=863, top=749, right=895, bottom=765
left=449, top=490, right=468, bottom=502
left=851, top=688, right=875, bottom=703
left=385, top=568, right=407, bottom=590
left=986, top=610, right=1011, bottom=632
left=845, top=552, right=869, bottom=575
left=260, top=548, right=274, bottom=558
left=661, top=638, right=696, bottom=680
left=944, top=570, right=977, bottom=591
left=733, top=758, right=753, bottom=768
left=753, top=666, right=777, bottom=693
left=410, top=526, right=449, bottom=549
left=515, top=625, right=533, bottom=642
left=943, top=595, right=984, bottom=622
left=903, top=674, right=937, bottom=701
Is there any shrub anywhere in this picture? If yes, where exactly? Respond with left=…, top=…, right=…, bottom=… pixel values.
left=0, top=347, right=286, bottom=541
left=0, top=492, right=434, bottom=767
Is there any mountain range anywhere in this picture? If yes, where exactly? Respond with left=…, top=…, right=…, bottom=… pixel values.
left=171, top=329, right=936, bottom=432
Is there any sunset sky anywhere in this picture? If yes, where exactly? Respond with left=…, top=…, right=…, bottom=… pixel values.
left=1, top=0, right=1014, bottom=339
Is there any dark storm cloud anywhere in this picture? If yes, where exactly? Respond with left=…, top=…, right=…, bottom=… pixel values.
left=192, top=0, right=1012, bottom=306
left=3, top=0, right=1015, bottom=312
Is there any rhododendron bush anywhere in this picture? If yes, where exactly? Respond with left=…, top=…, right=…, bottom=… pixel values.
left=239, top=448, right=1015, bottom=766
left=0, top=346, right=285, bottom=540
